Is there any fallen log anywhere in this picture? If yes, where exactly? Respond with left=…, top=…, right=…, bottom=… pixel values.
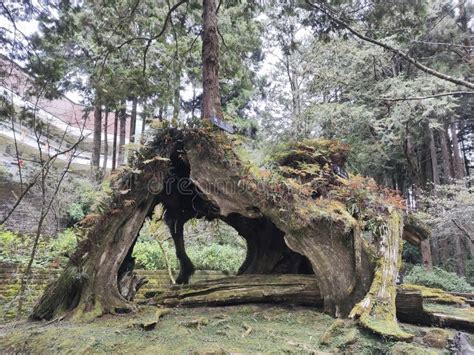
left=152, top=274, right=323, bottom=307
left=151, top=275, right=474, bottom=333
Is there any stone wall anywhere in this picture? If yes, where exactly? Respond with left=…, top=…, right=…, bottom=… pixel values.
left=0, top=262, right=228, bottom=321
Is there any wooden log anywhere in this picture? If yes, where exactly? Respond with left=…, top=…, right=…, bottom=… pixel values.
left=153, top=274, right=323, bottom=307
left=393, top=289, right=474, bottom=332
left=395, top=291, right=431, bottom=325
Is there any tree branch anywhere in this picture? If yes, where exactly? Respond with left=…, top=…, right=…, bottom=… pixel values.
left=306, top=1, right=474, bottom=90
left=452, top=219, right=473, bottom=243
left=378, top=91, right=474, bottom=102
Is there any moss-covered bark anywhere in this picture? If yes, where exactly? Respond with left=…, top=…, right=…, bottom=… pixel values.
left=32, top=128, right=427, bottom=340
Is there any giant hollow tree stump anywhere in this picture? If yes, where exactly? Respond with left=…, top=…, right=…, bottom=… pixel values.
left=31, top=127, right=429, bottom=340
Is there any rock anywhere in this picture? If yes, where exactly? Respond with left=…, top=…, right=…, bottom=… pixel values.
left=449, top=332, right=474, bottom=355
left=320, top=319, right=346, bottom=345
left=155, top=308, right=171, bottom=319
left=131, top=320, right=157, bottom=331
left=422, top=328, right=449, bottom=349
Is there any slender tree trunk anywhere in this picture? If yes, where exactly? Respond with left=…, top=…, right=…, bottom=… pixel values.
left=118, top=100, right=127, bottom=166
left=455, top=234, right=466, bottom=276
left=130, top=97, right=137, bottom=143
left=173, top=85, right=180, bottom=121
left=112, top=110, right=119, bottom=171
left=102, top=110, right=109, bottom=173
left=404, top=128, right=422, bottom=188
left=420, top=239, right=433, bottom=271
left=450, top=118, right=465, bottom=179
left=158, top=106, right=164, bottom=121
left=429, top=127, right=440, bottom=185
left=460, top=128, right=470, bottom=177
left=91, top=104, right=102, bottom=181
left=201, top=0, right=223, bottom=120
left=440, top=122, right=453, bottom=183
left=141, top=101, right=147, bottom=137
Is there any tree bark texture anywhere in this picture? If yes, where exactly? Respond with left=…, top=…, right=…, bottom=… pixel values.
left=31, top=158, right=170, bottom=320
left=201, top=0, right=223, bottom=120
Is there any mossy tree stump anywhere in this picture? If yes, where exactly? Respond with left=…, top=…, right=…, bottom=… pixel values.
left=32, top=128, right=427, bottom=340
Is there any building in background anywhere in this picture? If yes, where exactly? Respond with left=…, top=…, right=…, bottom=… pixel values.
left=0, top=55, right=134, bottom=176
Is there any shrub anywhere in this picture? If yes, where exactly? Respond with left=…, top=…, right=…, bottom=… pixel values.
left=132, top=239, right=245, bottom=273
left=50, top=229, right=77, bottom=257
left=404, top=265, right=474, bottom=293
left=132, top=240, right=178, bottom=271
left=188, top=243, right=245, bottom=273
left=0, top=227, right=78, bottom=268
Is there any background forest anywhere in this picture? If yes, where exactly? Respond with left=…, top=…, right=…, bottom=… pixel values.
left=0, top=0, right=473, bottom=304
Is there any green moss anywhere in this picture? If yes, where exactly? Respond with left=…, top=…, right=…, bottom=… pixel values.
left=401, top=284, right=465, bottom=305
left=72, top=300, right=104, bottom=322
left=0, top=305, right=411, bottom=354
left=424, top=302, right=474, bottom=322
left=351, top=210, right=413, bottom=341
left=391, top=342, right=439, bottom=355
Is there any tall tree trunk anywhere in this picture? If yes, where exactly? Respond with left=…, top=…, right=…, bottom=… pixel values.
left=141, top=101, right=147, bottom=137
left=201, top=0, right=223, bottom=120
left=130, top=97, right=137, bottom=143
left=429, top=127, right=440, bottom=185
left=102, top=110, right=109, bottom=173
left=404, top=127, right=422, bottom=189
left=118, top=100, right=127, bottom=166
left=460, top=128, right=470, bottom=177
left=450, top=118, right=465, bottom=179
left=173, top=85, right=180, bottom=121
left=440, top=122, right=453, bottom=183
left=420, top=239, right=433, bottom=271
left=455, top=234, right=466, bottom=276
left=91, top=103, right=102, bottom=181
left=112, top=110, right=119, bottom=171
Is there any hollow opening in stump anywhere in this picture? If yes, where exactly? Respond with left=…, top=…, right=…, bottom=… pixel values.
left=118, top=138, right=315, bottom=299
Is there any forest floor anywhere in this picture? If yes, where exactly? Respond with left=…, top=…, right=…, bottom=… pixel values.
left=0, top=304, right=462, bottom=354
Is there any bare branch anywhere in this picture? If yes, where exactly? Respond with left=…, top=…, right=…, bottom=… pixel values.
left=306, top=0, right=474, bottom=90
left=378, top=91, right=474, bottom=102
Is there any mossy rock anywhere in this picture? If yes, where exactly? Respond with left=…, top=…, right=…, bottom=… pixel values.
left=422, top=328, right=449, bottom=349
left=319, top=319, right=359, bottom=349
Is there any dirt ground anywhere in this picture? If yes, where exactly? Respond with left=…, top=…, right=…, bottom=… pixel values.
left=0, top=304, right=465, bottom=354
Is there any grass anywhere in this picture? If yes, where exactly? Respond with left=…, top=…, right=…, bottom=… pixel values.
left=0, top=304, right=453, bottom=354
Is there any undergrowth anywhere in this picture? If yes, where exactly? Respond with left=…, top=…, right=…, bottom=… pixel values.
left=404, top=265, right=473, bottom=293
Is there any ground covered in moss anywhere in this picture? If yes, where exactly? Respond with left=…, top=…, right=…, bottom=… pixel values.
left=0, top=304, right=461, bottom=354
